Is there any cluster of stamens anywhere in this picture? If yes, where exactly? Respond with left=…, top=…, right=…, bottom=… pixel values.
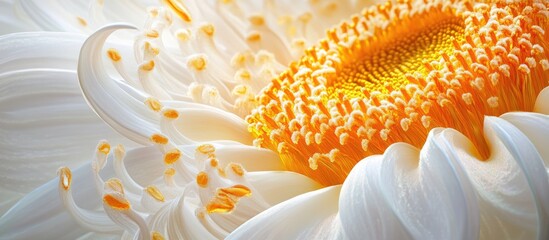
left=246, top=0, right=549, bottom=186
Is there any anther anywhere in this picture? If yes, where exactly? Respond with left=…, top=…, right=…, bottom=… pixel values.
left=107, top=49, right=122, bottom=62
left=150, top=134, right=169, bottom=145
left=164, top=149, right=181, bottom=164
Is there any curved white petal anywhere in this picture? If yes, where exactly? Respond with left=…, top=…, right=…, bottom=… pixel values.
left=0, top=164, right=110, bottom=239
left=160, top=107, right=254, bottom=145
left=14, top=0, right=92, bottom=33
left=485, top=116, right=549, bottom=239
left=227, top=185, right=341, bottom=240
left=0, top=0, right=39, bottom=34
left=247, top=171, right=321, bottom=206
left=12, top=0, right=154, bottom=33
left=534, top=87, right=549, bottom=115
left=78, top=24, right=161, bottom=145
left=0, top=144, right=168, bottom=239
left=0, top=32, right=134, bottom=215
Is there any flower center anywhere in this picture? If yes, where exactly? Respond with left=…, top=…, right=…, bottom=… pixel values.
left=246, top=1, right=549, bottom=186
left=328, top=16, right=464, bottom=98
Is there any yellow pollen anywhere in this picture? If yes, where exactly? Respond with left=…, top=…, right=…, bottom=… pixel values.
left=188, top=55, right=207, bottom=71
left=196, top=144, right=216, bottom=157
left=163, top=0, right=192, bottom=22
left=164, top=167, right=176, bottom=176
left=249, top=14, right=265, bottom=26
left=246, top=32, right=261, bottom=42
left=106, top=48, right=122, bottom=62
left=200, top=23, right=215, bottom=37
left=164, top=149, right=181, bottom=165
left=145, top=97, right=163, bottom=112
left=58, top=167, right=72, bottom=191
left=97, top=142, right=111, bottom=155
left=210, top=158, right=219, bottom=167
left=150, top=134, right=169, bottom=145
left=205, top=185, right=252, bottom=214
left=196, top=171, right=208, bottom=188
left=163, top=109, right=179, bottom=119
left=151, top=231, right=165, bottom=240
left=105, top=178, right=125, bottom=194
left=229, top=163, right=245, bottom=176
left=77, top=17, right=87, bottom=27
left=144, top=42, right=160, bottom=56
left=151, top=231, right=164, bottom=240
left=140, top=60, right=155, bottom=71
left=103, top=194, right=130, bottom=210
left=145, top=30, right=160, bottom=38
left=146, top=185, right=165, bottom=202
left=246, top=0, right=549, bottom=186
left=219, top=184, right=252, bottom=197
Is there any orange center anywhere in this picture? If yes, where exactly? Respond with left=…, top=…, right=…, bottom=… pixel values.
left=246, top=0, right=548, bottom=186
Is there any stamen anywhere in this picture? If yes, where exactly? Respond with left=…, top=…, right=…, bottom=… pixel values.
left=58, top=167, right=72, bottom=191
left=103, top=194, right=131, bottom=210
left=162, top=108, right=179, bottom=119
left=246, top=0, right=549, bottom=185
left=152, top=231, right=165, bottom=240
left=187, top=54, right=207, bottom=71
left=196, top=171, right=209, bottom=188
left=150, top=133, right=169, bottom=145
left=105, top=178, right=125, bottom=195
left=145, top=98, right=163, bottom=112
left=107, top=48, right=122, bottom=62
left=164, top=148, right=181, bottom=164
left=146, top=185, right=166, bottom=202
left=162, top=0, right=192, bottom=22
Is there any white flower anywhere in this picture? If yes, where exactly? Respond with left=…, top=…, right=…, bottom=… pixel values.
left=1, top=0, right=548, bottom=240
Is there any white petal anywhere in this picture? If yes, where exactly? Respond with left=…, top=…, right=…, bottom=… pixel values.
left=339, top=154, right=411, bottom=240
left=500, top=112, right=549, bottom=167
left=161, top=107, right=254, bottom=145
left=227, top=186, right=341, bottom=240
left=484, top=116, right=549, bottom=239
left=0, top=0, right=39, bottom=34
left=534, top=86, right=549, bottom=115
left=78, top=24, right=161, bottom=145
left=247, top=171, right=322, bottom=206
left=0, top=32, right=134, bottom=215
left=0, top=164, right=110, bottom=239
left=0, top=144, right=166, bottom=239
left=14, top=0, right=92, bottom=32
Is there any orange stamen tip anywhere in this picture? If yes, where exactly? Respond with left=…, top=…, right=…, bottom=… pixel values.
left=140, top=60, right=155, bottom=71
left=164, top=149, right=181, bottom=165
left=107, top=48, right=121, bottom=62
left=187, top=55, right=207, bottom=71
left=163, top=0, right=192, bottom=22
left=58, top=167, right=72, bottom=191
left=151, top=231, right=165, bottom=240
left=229, top=163, right=245, bottom=176
left=103, top=194, right=130, bottom=210
left=196, top=171, right=208, bottom=188
left=209, top=158, right=219, bottom=167
left=220, top=184, right=252, bottom=197
left=164, top=168, right=176, bottom=176
left=97, top=141, right=111, bottom=155
left=150, top=134, right=169, bottom=145
left=146, top=185, right=165, bottom=202
left=162, top=109, right=179, bottom=119
left=145, top=98, right=163, bottom=112
left=105, top=178, right=125, bottom=194
left=196, top=144, right=216, bottom=156
left=199, top=23, right=215, bottom=37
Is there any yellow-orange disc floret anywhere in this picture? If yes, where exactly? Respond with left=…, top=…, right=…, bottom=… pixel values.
left=246, top=0, right=549, bottom=186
